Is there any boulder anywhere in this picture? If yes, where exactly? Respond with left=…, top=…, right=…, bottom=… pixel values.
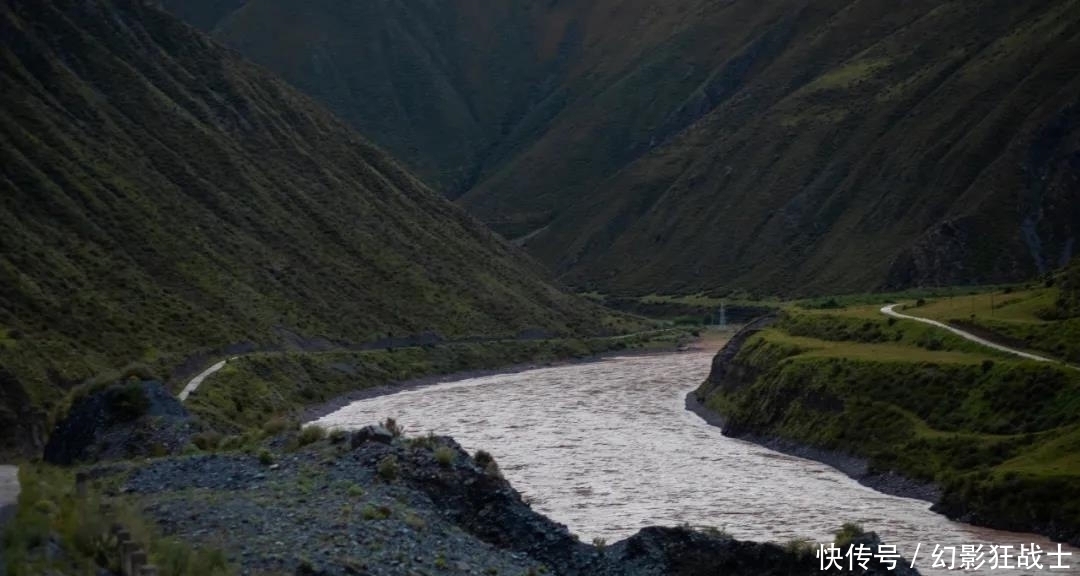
left=349, top=425, right=395, bottom=448
left=44, top=381, right=198, bottom=465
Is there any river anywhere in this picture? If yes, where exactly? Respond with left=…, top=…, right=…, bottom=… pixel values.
left=314, top=349, right=1078, bottom=575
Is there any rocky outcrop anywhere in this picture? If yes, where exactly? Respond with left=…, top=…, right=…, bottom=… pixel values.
left=698, top=314, right=776, bottom=398
left=110, top=428, right=920, bottom=576
left=44, top=381, right=199, bottom=465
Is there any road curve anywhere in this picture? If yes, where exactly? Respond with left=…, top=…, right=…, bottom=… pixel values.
left=880, top=304, right=1058, bottom=363
left=178, top=357, right=237, bottom=402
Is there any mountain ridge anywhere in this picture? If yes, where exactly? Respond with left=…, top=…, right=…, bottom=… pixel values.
left=171, top=0, right=1080, bottom=296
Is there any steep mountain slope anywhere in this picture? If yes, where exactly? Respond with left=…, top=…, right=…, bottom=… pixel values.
left=522, top=0, right=1080, bottom=296
left=165, top=0, right=576, bottom=197
left=172, top=0, right=1080, bottom=296
left=0, top=0, right=616, bottom=456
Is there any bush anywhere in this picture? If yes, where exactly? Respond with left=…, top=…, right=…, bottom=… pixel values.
left=483, top=460, right=503, bottom=479
left=192, top=431, right=223, bottom=451
left=383, top=417, right=404, bottom=437
left=783, top=538, right=817, bottom=558
left=257, top=449, right=274, bottom=466
left=262, top=416, right=295, bottom=436
left=474, top=450, right=494, bottom=467
left=377, top=456, right=399, bottom=481
left=361, top=505, right=392, bottom=520
left=109, top=382, right=151, bottom=423
left=403, top=512, right=427, bottom=531
left=434, top=446, right=456, bottom=467
left=328, top=428, right=348, bottom=444
left=834, top=522, right=865, bottom=547
left=298, top=425, right=326, bottom=446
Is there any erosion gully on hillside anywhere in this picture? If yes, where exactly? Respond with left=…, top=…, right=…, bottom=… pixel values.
left=316, top=348, right=1080, bottom=576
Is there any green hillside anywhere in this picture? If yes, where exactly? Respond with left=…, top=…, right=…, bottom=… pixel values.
left=174, top=0, right=1080, bottom=296
left=695, top=306, right=1080, bottom=544
left=0, top=0, right=623, bottom=457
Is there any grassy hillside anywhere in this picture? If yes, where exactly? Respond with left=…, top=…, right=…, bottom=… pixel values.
left=0, top=0, right=630, bottom=457
left=696, top=306, right=1080, bottom=544
left=171, top=0, right=1080, bottom=296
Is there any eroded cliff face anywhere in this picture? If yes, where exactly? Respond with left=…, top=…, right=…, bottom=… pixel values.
left=697, top=315, right=777, bottom=402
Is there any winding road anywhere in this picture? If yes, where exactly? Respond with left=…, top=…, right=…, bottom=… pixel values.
left=178, top=357, right=236, bottom=402
left=880, top=304, right=1058, bottom=363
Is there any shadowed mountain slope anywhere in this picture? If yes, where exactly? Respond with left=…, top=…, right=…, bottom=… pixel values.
left=0, top=0, right=617, bottom=456
left=174, top=0, right=1080, bottom=296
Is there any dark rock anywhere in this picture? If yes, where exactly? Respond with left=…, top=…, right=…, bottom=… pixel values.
left=349, top=426, right=394, bottom=447
left=44, top=381, right=198, bottom=465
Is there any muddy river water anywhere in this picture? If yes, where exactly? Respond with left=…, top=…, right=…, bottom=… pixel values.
left=315, top=350, right=1078, bottom=575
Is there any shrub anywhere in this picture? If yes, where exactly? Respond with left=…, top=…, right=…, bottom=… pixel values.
left=346, top=483, right=365, bottom=498
left=192, top=431, right=223, bottom=451
left=298, top=425, right=326, bottom=446
left=592, top=537, right=607, bottom=549
left=699, top=525, right=730, bottom=539
left=109, top=382, right=150, bottom=423
left=262, top=416, right=294, bottom=436
left=257, top=449, right=274, bottom=466
left=484, top=460, right=503, bottom=479
left=328, top=428, right=348, bottom=444
left=383, top=417, right=404, bottom=437
left=783, top=538, right=817, bottom=558
left=474, top=450, right=494, bottom=467
left=834, top=522, right=866, bottom=547
left=434, top=446, right=456, bottom=467
left=377, top=455, right=399, bottom=481
left=403, top=512, right=427, bottom=531
left=361, top=505, right=392, bottom=520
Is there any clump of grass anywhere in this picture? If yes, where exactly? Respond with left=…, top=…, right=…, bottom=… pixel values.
left=402, top=512, right=427, bottom=531
left=361, top=505, right=392, bottom=520
left=328, top=428, right=348, bottom=444
left=407, top=432, right=439, bottom=449
left=7, top=464, right=231, bottom=575
left=377, top=455, right=399, bottom=481
left=383, top=417, right=404, bottom=437
left=261, top=416, right=295, bottom=436
left=474, top=450, right=494, bottom=467
left=257, top=449, right=274, bottom=466
left=298, top=425, right=326, bottom=446
left=474, top=450, right=503, bottom=478
left=346, top=483, right=365, bottom=498
left=699, top=525, right=730, bottom=539
left=592, top=537, right=607, bottom=549
left=434, top=446, right=456, bottom=467
left=783, top=538, right=817, bottom=558
left=834, top=522, right=866, bottom=548
left=191, top=430, right=223, bottom=452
